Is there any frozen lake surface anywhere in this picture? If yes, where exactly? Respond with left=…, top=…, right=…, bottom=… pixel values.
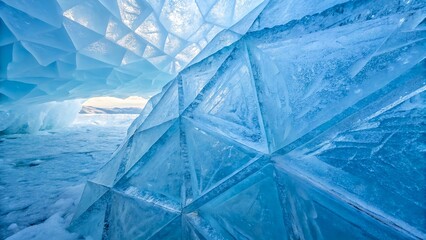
left=0, top=114, right=137, bottom=239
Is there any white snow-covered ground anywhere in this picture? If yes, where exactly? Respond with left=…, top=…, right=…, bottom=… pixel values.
left=0, top=114, right=137, bottom=239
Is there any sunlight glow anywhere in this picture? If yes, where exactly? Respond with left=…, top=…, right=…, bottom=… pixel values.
left=82, top=96, right=148, bottom=108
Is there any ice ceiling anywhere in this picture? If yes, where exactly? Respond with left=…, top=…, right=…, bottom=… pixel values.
left=0, top=0, right=266, bottom=106
left=0, top=0, right=271, bottom=133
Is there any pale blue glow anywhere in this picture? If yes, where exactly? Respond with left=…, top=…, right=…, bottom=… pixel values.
left=1, top=0, right=425, bottom=239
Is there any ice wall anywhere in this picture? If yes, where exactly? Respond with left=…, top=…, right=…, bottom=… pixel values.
left=0, top=100, right=83, bottom=134
left=70, top=0, right=426, bottom=239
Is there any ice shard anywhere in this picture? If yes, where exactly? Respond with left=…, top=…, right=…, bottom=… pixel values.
left=70, top=0, right=426, bottom=239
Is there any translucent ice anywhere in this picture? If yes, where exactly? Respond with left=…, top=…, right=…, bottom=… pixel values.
left=0, top=0, right=267, bottom=132
left=0, top=100, right=82, bottom=134
left=71, top=0, right=426, bottom=239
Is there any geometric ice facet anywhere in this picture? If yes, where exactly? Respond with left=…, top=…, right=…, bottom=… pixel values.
left=0, top=0, right=267, bottom=133
left=71, top=0, right=426, bottom=239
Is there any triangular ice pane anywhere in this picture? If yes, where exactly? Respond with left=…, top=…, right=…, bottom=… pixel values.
left=72, top=181, right=109, bottom=221
left=148, top=216, right=182, bottom=240
left=183, top=118, right=258, bottom=198
left=105, top=190, right=179, bottom=239
left=189, top=44, right=268, bottom=153
left=115, top=123, right=183, bottom=204
left=196, top=165, right=287, bottom=239
left=68, top=190, right=111, bottom=240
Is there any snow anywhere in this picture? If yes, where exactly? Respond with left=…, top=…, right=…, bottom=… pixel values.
left=6, top=213, right=78, bottom=240
left=0, top=114, right=137, bottom=239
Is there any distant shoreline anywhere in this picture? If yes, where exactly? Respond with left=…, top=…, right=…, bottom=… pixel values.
left=79, top=106, right=143, bottom=115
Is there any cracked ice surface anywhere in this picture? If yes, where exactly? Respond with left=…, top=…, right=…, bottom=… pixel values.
left=71, top=0, right=426, bottom=239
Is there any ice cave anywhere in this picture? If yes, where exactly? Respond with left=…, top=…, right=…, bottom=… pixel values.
left=0, top=0, right=425, bottom=239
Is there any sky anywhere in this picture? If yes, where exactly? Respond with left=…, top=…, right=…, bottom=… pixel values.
left=82, top=96, right=148, bottom=108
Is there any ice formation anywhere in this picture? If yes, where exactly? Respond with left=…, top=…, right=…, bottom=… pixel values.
left=0, top=0, right=266, bottom=105
left=0, top=0, right=267, bottom=132
left=68, top=0, right=426, bottom=239
left=0, top=99, right=82, bottom=134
